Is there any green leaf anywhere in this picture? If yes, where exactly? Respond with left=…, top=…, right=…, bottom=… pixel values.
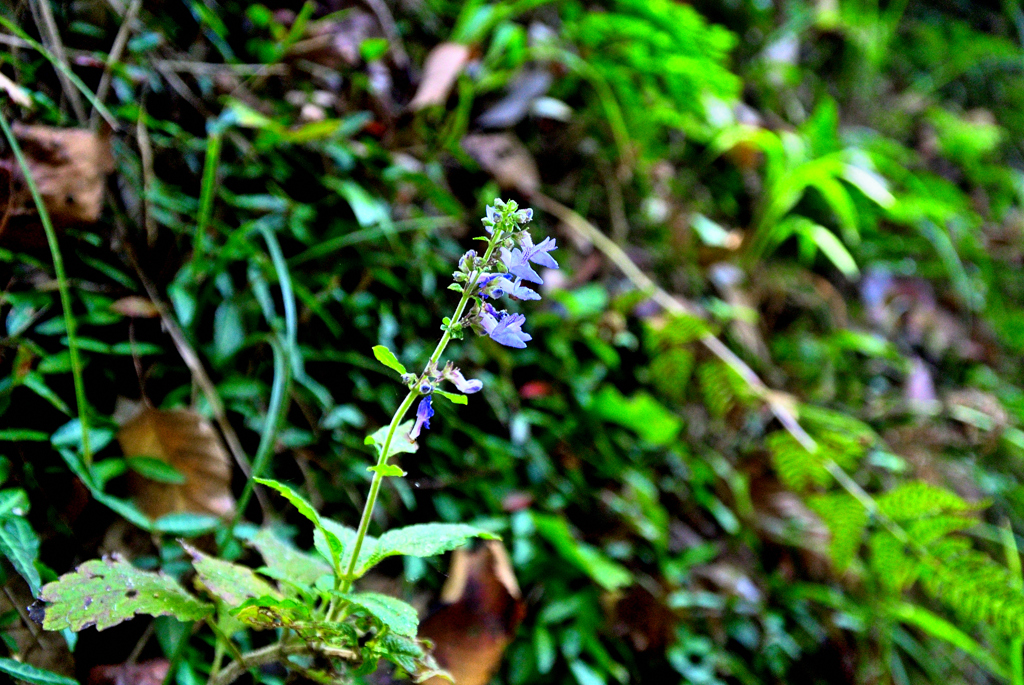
left=256, top=477, right=344, bottom=573
left=877, top=482, right=975, bottom=522
left=153, top=513, right=220, bottom=537
left=250, top=528, right=333, bottom=587
left=318, top=518, right=359, bottom=573
left=891, top=602, right=1010, bottom=679
left=341, top=592, right=419, bottom=636
left=0, top=429, right=49, bottom=441
left=589, top=386, right=681, bottom=446
left=0, top=515, right=41, bottom=595
left=358, top=524, right=498, bottom=574
left=38, top=555, right=213, bottom=631
left=364, top=421, right=419, bottom=460
left=0, top=488, right=29, bottom=516
left=368, top=464, right=406, bottom=477
left=532, top=514, right=632, bottom=591
left=183, top=542, right=281, bottom=606
left=372, top=345, right=407, bottom=375
left=126, top=456, right=187, bottom=485
left=0, top=658, right=77, bottom=685
left=433, top=389, right=468, bottom=405
left=807, top=493, right=867, bottom=572
left=231, top=595, right=312, bottom=629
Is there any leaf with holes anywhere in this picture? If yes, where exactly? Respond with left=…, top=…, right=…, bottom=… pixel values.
left=183, top=543, right=280, bottom=606
left=38, top=554, right=212, bottom=631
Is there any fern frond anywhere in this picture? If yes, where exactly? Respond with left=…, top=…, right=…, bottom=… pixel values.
left=767, top=432, right=830, bottom=491
left=649, top=348, right=694, bottom=403
left=644, top=313, right=709, bottom=350
left=699, top=361, right=735, bottom=418
left=877, top=482, right=974, bottom=522
left=869, top=531, right=919, bottom=592
left=808, top=492, right=868, bottom=572
left=923, top=548, right=1024, bottom=638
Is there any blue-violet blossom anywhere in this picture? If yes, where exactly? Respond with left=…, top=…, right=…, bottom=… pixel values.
left=409, top=395, right=434, bottom=440
left=479, top=303, right=533, bottom=349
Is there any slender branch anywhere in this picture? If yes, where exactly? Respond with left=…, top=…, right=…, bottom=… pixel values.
left=29, top=0, right=87, bottom=121
left=91, top=0, right=143, bottom=128
left=208, top=642, right=357, bottom=685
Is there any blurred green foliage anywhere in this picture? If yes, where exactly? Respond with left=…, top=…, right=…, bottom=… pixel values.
left=2, top=0, right=1024, bottom=684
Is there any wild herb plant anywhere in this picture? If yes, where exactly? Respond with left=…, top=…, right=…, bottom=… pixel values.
left=27, top=199, right=555, bottom=684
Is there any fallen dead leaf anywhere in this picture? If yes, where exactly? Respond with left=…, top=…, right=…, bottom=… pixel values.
left=462, top=133, right=540, bottom=195
left=409, top=43, right=472, bottom=111
left=89, top=659, right=169, bottom=685
left=110, top=296, right=161, bottom=318
left=117, top=407, right=235, bottom=520
left=0, top=575, right=74, bottom=677
left=419, top=540, right=525, bottom=685
left=4, top=123, right=114, bottom=225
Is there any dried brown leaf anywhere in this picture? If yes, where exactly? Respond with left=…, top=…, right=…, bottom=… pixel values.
left=420, top=541, right=525, bottom=685
left=462, top=133, right=540, bottom=195
left=409, top=43, right=472, bottom=111
left=117, top=408, right=235, bottom=520
left=7, top=123, right=114, bottom=224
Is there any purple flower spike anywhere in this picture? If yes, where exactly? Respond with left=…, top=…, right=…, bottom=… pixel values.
left=480, top=306, right=532, bottom=349
left=409, top=395, right=434, bottom=440
left=448, top=368, right=483, bottom=394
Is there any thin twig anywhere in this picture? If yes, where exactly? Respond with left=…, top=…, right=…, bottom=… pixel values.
left=135, top=102, right=158, bottom=245
left=29, top=0, right=87, bottom=121
left=360, top=0, right=409, bottom=69
left=91, top=0, right=143, bottom=129
left=208, top=642, right=357, bottom=685
left=532, top=192, right=818, bottom=452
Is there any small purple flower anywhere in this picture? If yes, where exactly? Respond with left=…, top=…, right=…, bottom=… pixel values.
left=479, top=304, right=533, bottom=349
left=447, top=367, right=483, bottom=394
left=500, top=246, right=543, bottom=284
left=519, top=232, right=559, bottom=270
left=507, top=278, right=540, bottom=301
left=409, top=395, right=434, bottom=440
left=478, top=273, right=514, bottom=299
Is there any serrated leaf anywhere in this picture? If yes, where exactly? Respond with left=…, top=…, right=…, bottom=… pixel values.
left=368, top=464, right=406, bottom=477
left=433, top=389, right=468, bottom=405
left=183, top=543, right=280, bottom=606
left=364, top=421, right=418, bottom=460
left=318, top=518, right=360, bottom=574
left=39, top=555, right=212, bottom=631
left=251, top=528, right=332, bottom=587
left=372, top=345, right=407, bottom=375
left=0, top=657, right=77, bottom=685
left=256, top=477, right=344, bottom=573
left=360, top=524, right=499, bottom=574
left=0, top=515, right=42, bottom=595
left=341, top=592, right=419, bottom=636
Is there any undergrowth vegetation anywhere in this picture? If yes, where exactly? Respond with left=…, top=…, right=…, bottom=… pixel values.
left=1, top=0, right=1024, bottom=684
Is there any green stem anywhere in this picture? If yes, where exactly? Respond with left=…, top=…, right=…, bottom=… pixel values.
left=336, top=227, right=503, bottom=594
left=0, top=108, right=92, bottom=464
